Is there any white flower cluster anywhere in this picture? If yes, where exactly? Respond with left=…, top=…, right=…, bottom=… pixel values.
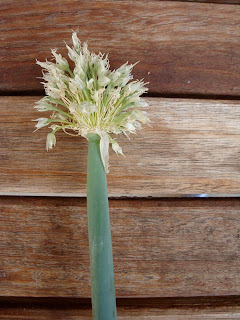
left=34, top=32, right=150, bottom=172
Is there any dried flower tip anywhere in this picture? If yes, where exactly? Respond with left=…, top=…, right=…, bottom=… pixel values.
left=33, top=118, right=49, bottom=130
left=112, top=140, right=124, bottom=156
left=46, top=133, right=56, bottom=151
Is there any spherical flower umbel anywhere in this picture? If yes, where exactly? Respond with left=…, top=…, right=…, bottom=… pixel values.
left=34, top=32, right=150, bottom=172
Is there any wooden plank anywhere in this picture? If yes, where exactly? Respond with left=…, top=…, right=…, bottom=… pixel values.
left=0, top=196, right=240, bottom=297
left=1, top=96, right=240, bottom=196
left=1, top=305, right=240, bottom=319
left=1, top=297, right=240, bottom=319
left=166, top=0, right=240, bottom=4
left=1, top=1, right=240, bottom=96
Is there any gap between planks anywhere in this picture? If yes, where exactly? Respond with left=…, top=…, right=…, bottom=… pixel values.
left=0, top=296, right=240, bottom=319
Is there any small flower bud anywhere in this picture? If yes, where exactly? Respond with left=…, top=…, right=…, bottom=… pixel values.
left=79, top=102, right=97, bottom=114
left=72, top=31, right=81, bottom=50
left=51, top=49, right=69, bottom=70
left=125, top=122, right=136, bottom=133
left=46, top=133, right=56, bottom=151
left=87, top=78, right=94, bottom=90
left=98, top=75, right=110, bottom=87
left=69, top=102, right=78, bottom=113
left=34, top=118, right=49, bottom=130
left=112, top=140, right=124, bottom=156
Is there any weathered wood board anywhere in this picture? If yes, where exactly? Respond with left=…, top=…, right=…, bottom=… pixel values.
left=1, top=96, right=240, bottom=196
left=1, top=306, right=240, bottom=319
left=1, top=0, right=240, bottom=317
left=0, top=196, right=239, bottom=297
left=1, top=297, right=240, bottom=319
left=1, top=1, right=240, bottom=96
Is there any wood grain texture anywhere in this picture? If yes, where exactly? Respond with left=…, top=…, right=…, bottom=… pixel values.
left=1, top=0, right=240, bottom=96
left=137, top=0, right=240, bottom=3
left=1, top=296, right=240, bottom=319
left=1, top=305, right=240, bottom=319
left=165, top=0, right=240, bottom=4
left=0, top=196, right=240, bottom=297
left=1, top=96, right=240, bottom=196
left=189, top=0, right=240, bottom=3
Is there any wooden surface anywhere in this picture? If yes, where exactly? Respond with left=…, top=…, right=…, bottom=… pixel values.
left=167, top=0, right=240, bottom=3
left=170, top=0, right=240, bottom=3
left=1, top=96, right=240, bottom=196
left=1, top=0, right=240, bottom=317
left=2, top=305, right=240, bottom=319
left=1, top=297, right=240, bottom=319
left=1, top=309, right=240, bottom=320
left=1, top=296, right=240, bottom=319
left=1, top=0, right=240, bottom=96
left=0, top=196, right=239, bottom=297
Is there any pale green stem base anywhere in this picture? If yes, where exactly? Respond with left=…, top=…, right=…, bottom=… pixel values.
left=87, top=133, right=117, bottom=320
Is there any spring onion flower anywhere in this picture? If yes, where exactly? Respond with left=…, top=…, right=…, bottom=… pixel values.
left=34, top=32, right=150, bottom=320
left=33, top=32, right=150, bottom=172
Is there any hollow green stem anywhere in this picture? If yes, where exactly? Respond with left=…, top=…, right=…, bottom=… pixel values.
left=87, top=133, right=117, bottom=320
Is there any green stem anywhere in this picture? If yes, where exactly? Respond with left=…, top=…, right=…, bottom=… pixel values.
left=87, top=133, right=117, bottom=320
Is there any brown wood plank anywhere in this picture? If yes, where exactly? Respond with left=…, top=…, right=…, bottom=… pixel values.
left=1, top=96, right=240, bottom=196
left=1, top=1, right=240, bottom=96
left=1, top=305, right=240, bottom=319
left=1, top=296, right=240, bottom=319
left=165, top=0, right=240, bottom=4
left=0, top=196, right=240, bottom=297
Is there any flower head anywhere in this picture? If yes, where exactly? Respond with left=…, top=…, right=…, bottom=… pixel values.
left=34, top=32, right=150, bottom=172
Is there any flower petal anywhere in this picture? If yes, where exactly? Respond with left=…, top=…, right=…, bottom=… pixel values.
left=99, top=132, right=109, bottom=173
